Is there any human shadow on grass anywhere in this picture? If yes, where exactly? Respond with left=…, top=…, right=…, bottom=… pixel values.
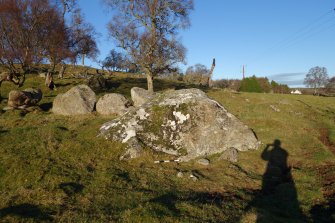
left=0, top=203, right=54, bottom=221
left=247, top=139, right=307, bottom=222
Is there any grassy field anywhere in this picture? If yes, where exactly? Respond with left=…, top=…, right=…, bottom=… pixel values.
left=0, top=73, right=334, bottom=222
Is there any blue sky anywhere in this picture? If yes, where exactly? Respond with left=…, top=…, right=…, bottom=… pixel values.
left=78, top=0, right=335, bottom=87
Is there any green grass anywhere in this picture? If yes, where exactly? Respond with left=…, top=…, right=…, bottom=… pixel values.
left=0, top=74, right=334, bottom=222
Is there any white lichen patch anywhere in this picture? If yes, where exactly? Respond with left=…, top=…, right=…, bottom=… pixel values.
left=142, top=133, right=159, bottom=141
left=122, top=128, right=136, bottom=143
left=136, top=108, right=149, bottom=120
left=164, top=120, right=176, bottom=131
left=173, top=111, right=190, bottom=124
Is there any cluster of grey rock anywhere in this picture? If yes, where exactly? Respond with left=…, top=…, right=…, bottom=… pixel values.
left=51, top=85, right=153, bottom=116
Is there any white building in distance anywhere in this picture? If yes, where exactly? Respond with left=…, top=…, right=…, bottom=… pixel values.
left=291, top=89, right=302, bottom=95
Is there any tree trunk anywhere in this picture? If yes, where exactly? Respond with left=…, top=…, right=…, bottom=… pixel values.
left=313, top=85, right=318, bottom=95
left=146, top=73, right=154, bottom=92
left=82, top=54, right=85, bottom=66
left=50, top=62, right=56, bottom=72
left=59, top=64, right=66, bottom=79
left=208, top=58, right=215, bottom=88
left=18, top=71, right=26, bottom=87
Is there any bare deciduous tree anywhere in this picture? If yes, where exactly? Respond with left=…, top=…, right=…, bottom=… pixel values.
left=304, top=66, right=329, bottom=95
left=42, top=9, right=72, bottom=73
left=52, top=0, right=76, bottom=78
left=184, top=63, right=210, bottom=85
left=57, top=0, right=76, bottom=20
left=106, top=0, right=193, bottom=92
left=0, top=0, right=98, bottom=85
left=102, top=49, right=127, bottom=74
left=0, top=0, right=60, bottom=85
left=68, top=8, right=99, bottom=66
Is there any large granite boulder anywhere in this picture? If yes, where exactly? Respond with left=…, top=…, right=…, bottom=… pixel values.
left=8, top=88, right=42, bottom=108
left=96, top=93, right=132, bottom=116
left=52, top=85, right=96, bottom=115
left=99, top=88, right=260, bottom=161
left=130, top=87, right=155, bottom=107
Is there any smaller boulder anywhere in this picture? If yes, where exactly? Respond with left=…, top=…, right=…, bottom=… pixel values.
left=177, top=171, right=184, bottom=178
left=219, top=147, right=239, bottom=163
left=8, top=88, right=42, bottom=108
left=130, top=87, right=155, bottom=107
left=96, top=93, right=131, bottom=116
left=197, top=158, right=210, bottom=166
left=52, top=85, right=96, bottom=115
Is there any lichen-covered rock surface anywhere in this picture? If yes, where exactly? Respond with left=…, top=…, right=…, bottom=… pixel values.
left=99, top=88, right=260, bottom=161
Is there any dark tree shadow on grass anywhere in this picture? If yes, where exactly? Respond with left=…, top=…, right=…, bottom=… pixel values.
left=56, top=182, right=85, bottom=217
left=0, top=203, right=54, bottom=221
left=59, top=182, right=84, bottom=196
left=55, top=82, right=73, bottom=87
left=149, top=191, right=248, bottom=222
left=0, top=127, right=8, bottom=135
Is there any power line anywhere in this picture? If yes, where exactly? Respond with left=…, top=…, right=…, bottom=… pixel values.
left=266, top=9, right=334, bottom=52
left=248, top=8, right=335, bottom=64
left=277, top=19, right=335, bottom=52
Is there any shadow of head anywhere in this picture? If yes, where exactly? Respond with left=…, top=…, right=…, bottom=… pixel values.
left=59, top=182, right=84, bottom=196
left=0, top=203, right=53, bottom=221
left=274, top=139, right=281, bottom=147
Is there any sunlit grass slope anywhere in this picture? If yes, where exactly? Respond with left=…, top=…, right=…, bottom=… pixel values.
left=0, top=73, right=334, bottom=222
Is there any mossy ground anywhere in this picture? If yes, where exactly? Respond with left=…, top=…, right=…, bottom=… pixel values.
left=0, top=73, right=334, bottom=222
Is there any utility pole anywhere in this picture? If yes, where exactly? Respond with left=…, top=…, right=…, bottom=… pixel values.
left=208, top=58, right=216, bottom=88
left=242, top=65, right=246, bottom=79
